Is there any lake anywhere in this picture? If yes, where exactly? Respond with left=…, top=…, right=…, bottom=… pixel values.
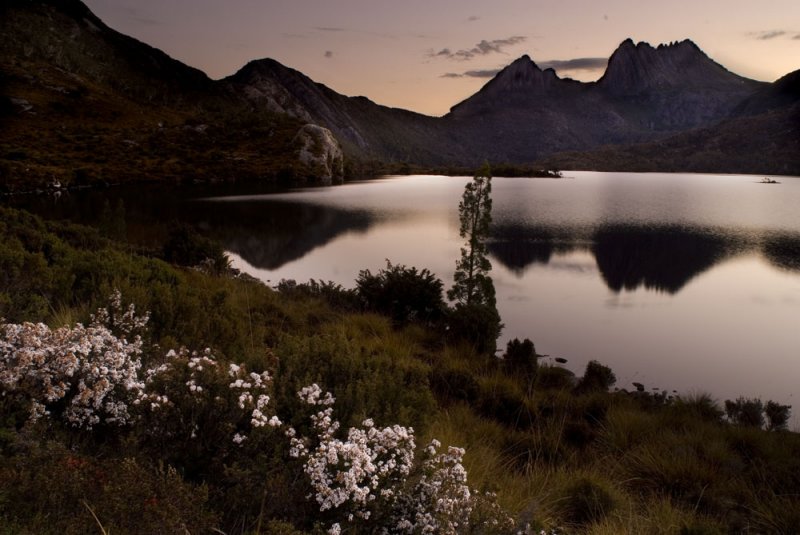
left=13, top=172, right=800, bottom=420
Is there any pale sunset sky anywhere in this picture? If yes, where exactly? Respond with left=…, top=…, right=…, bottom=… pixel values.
left=85, top=0, right=800, bottom=116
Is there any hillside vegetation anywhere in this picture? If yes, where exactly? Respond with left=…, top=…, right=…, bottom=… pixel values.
left=1, top=206, right=799, bottom=534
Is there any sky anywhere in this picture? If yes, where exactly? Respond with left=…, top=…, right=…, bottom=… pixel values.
left=85, top=0, right=800, bottom=116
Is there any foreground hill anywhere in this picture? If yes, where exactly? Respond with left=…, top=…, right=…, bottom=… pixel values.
left=1, top=205, right=799, bottom=534
left=1, top=0, right=798, bottom=192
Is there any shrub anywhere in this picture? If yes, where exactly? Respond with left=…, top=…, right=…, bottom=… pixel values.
left=724, top=397, right=765, bottom=428
left=503, top=338, right=537, bottom=381
left=0, top=290, right=148, bottom=429
left=276, top=279, right=359, bottom=311
left=535, top=364, right=576, bottom=391
left=446, top=302, right=502, bottom=355
left=429, top=365, right=481, bottom=404
left=764, top=400, right=791, bottom=431
left=574, top=360, right=616, bottom=393
left=162, top=225, right=229, bottom=275
left=356, top=261, right=446, bottom=326
left=670, top=393, right=724, bottom=424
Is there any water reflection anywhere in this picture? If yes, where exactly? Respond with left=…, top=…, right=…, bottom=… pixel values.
left=194, top=200, right=375, bottom=270
left=12, top=185, right=800, bottom=294
left=590, top=225, right=735, bottom=294
left=762, top=233, right=800, bottom=272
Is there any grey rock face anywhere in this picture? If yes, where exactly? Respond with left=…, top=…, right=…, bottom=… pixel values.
left=293, top=124, right=344, bottom=184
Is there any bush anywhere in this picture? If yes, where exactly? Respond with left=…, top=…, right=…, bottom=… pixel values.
left=429, top=365, right=481, bottom=404
left=535, top=364, right=576, bottom=391
left=765, top=400, right=791, bottom=431
left=503, top=338, right=537, bottom=381
left=276, top=279, right=359, bottom=311
left=356, top=261, right=445, bottom=326
left=724, top=397, right=765, bottom=428
left=162, top=225, right=229, bottom=275
left=670, top=393, right=724, bottom=424
left=575, top=360, right=616, bottom=393
left=446, top=302, right=502, bottom=355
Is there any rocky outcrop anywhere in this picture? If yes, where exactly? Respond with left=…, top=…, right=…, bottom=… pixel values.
left=293, top=124, right=344, bottom=184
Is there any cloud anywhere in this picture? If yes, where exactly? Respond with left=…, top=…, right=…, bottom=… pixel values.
left=440, top=69, right=501, bottom=79
left=748, top=30, right=800, bottom=40
left=324, top=50, right=333, bottom=58
left=539, top=57, right=608, bottom=72
left=467, top=16, right=480, bottom=22
left=314, top=26, right=346, bottom=32
left=756, top=30, right=787, bottom=40
left=429, top=36, right=526, bottom=61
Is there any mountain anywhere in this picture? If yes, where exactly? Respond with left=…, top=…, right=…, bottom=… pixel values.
left=224, top=60, right=467, bottom=164
left=0, top=0, right=218, bottom=105
left=1, top=0, right=798, bottom=190
left=732, top=70, right=800, bottom=117
left=441, top=39, right=766, bottom=164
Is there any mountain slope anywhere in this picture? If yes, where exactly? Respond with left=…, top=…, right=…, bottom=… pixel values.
left=225, top=59, right=467, bottom=165
left=0, top=0, right=218, bottom=105
left=0, top=0, right=797, bottom=185
left=538, top=100, right=800, bottom=175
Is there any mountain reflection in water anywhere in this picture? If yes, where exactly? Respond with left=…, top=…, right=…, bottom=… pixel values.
left=490, top=224, right=800, bottom=294
left=10, top=173, right=800, bottom=421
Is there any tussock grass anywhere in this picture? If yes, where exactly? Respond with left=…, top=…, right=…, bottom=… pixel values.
left=1, top=206, right=800, bottom=533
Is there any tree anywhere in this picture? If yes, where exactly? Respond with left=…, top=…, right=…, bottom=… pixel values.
left=447, top=164, right=502, bottom=353
left=447, top=163, right=495, bottom=308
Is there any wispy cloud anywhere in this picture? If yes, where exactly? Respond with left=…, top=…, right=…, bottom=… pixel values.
left=441, top=69, right=501, bottom=79
left=539, top=57, right=608, bottom=72
left=441, top=57, right=607, bottom=79
left=314, top=26, right=346, bottom=32
left=324, top=50, right=333, bottom=59
left=467, top=16, right=480, bottom=22
left=748, top=29, right=800, bottom=40
left=756, top=30, right=787, bottom=40
left=428, top=36, right=527, bottom=61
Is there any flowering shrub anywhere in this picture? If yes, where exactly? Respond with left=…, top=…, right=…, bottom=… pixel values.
left=0, top=290, right=148, bottom=429
left=0, top=289, right=511, bottom=533
left=287, top=384, right=416, bottom=522
left=391, top=439, right=472, bottom=534
left=137, top=347, right=281, bottom=449
left=286, top=384, right=513, bottom=534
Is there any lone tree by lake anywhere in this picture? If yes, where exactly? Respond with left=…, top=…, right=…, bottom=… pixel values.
left=447, top=163, right=502, bottom=353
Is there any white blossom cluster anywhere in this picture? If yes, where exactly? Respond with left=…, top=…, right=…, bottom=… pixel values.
left=287, top=384, right=416, bottom=521
left=0, top=294, right=148, bottom=429
left=391, top=439, right=473, bottom=534
left=138, top=347, right=281, bottom=443
left=90, top=289, right=149, bottom=336
left=227, top=361, right=281, bottom=440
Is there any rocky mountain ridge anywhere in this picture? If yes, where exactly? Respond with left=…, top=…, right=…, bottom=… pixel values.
left=1, top=0, right=798, bottom=189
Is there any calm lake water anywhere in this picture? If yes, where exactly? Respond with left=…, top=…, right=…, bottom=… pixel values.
left=14, top=172, right=800, bottom=421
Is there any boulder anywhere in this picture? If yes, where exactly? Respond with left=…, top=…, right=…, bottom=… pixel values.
left=293, top=124, right=344, bottom=184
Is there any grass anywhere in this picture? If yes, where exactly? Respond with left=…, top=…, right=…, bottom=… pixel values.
left=0, top=206, right=799, bottom=533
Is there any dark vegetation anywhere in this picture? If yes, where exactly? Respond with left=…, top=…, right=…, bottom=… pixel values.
left=1, top=205, right=799, bottom=534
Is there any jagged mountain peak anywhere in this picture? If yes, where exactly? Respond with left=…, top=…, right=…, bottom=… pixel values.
left=447, top=54, right=568, bottom=116
left=598, top=38, right=756, bottom=95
